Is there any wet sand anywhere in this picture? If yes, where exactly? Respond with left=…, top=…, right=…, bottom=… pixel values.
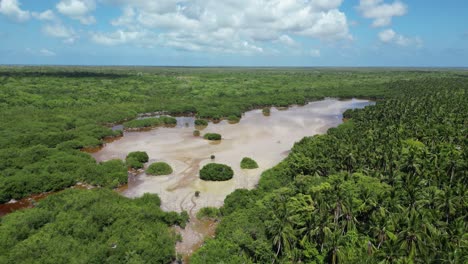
left=92, top=98, right=372, bottom=256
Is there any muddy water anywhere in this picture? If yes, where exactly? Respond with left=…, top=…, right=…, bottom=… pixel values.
left=93, top=99, right=372, bottom=212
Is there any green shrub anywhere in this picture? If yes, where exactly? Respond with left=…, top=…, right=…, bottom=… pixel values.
left=199, top=163, right=233, bottom=181
left=240, top=157, right=259, bottom=169
left=193, top=130, right=200, bottom=136
left=203, top=133, right=222, bottom=140
left=146, top=162, right=173, bottom=176
left=196, top=207, right=221, bottom=220
left=194, top=119, right=208, bottom=126
left=125, top=151, right=149, bottom=169
left=227, top=115, right=240, bottom=123
left=262, top=107, right=271, bottom=116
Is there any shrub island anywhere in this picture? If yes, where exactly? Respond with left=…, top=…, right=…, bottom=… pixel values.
left=199, top=163, right=234, bottom=181
left=203, top=133, right=222, bottom=141
left=146, top=162, right=173, bottom=176
left=240, top=157, right=259, bottom=169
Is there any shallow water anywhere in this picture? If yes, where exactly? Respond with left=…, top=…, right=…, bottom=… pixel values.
left=93, top=98, right=373, bottom=213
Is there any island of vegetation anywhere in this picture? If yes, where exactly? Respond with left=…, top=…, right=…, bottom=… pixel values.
left=146, top=162, right=173, bottom=176
left=240, top=157, right=259, bottom=169
left=203, top=133, right=222, bottom=141
left=199, top=163, right=234, bottom=181
left=194, top=119, right=208, bottom=126
left=123, top=116, right=177, bottom=130
left=262, top=107, right=271, bottom=116
left=125, top=151, right=149, bottom=169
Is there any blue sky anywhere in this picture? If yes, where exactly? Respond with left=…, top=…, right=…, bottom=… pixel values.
left=0, top=0, right=467, bottom=66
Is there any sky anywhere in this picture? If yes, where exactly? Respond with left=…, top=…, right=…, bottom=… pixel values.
left=0, top=0, right=467, bottom=67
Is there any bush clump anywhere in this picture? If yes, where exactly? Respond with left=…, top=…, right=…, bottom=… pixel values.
left=147, top=162, right=173, bottom=176
left=200, top=163, right=234, bottom=181
left=193, top=130, right=200, bottom=136
left=203, top=133, right=222, bottom=141
left=126, top=151, right=149, bottom=169
left=196, top=207, right=221, bottom=220
left=227, top=115, right=240, bottom=123
left=194, top=119, right=208, bottom=126
left=124, top=116, right=177, bottom=129
left=262, top=107, right=271, bottom=116
left=240, top=157, right=259, bottom=169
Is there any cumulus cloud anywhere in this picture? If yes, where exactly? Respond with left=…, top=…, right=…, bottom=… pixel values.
left=378, top=29, right=422, bottom=47
left=42, top=23, right=79, bottom=44
left=93, top=0, right=352, bottom=55
left=0, top=0, right=30, bottom=22
left=32, top=10, right=56, bottom=21
left=358, top=0, right=407, bottom=27
left=277, top=35, right=297, bottom=47
left=56, top=0, right=96, bottom=25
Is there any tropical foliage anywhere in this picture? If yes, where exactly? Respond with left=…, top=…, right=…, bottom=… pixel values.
left=192, top=78, right=468, bottom=264
left=203, top=133, right=222, bottom=141
left=146, top=162, right=173, bottom=176
left=199, top=163, right=234, bottom=181
left=240, top=157, right=259, bottom=169
left=0, top=189, right=187, bottom=263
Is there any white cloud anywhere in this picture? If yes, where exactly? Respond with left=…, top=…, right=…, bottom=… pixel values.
left=94, top=0, right=352, bottom=55
left=42, top=23, right=79, bottom=44
left=358, top=0, right=407, bottom=27
left=378, top=28, right=422, bottom=47
left=90, top=30, right=147, bottom=46
left=56, top=0, right=96, bottom=25
left=277, top=35, right=297, bottom=47
left=32, top=10, right=56, bottom=21
left=39, top=48, right=56, bottom=56
left=0, top=0, right=30, bottom=22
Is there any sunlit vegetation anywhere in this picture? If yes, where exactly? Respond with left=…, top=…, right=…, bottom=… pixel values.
left=191, top=78, right=468, bottom=263
left=146, top=162, right=173, bottom=176
left=0, top=189, right=187, bottom=263
left=194, top=119, right=208, bottom=126
left=123, top=116, right=176, bottom=129
left=125, top=151, right=149, bottom=169
left=193, top=130, right=200, bottom=136
left=203, top=133, right=222, bottom=141
left=0, top=67, right=466, bottom=263
left=227, top=115, right=240, bottom=123
left=240, top=157, right=259, bottom=169
left=199, top=163, right=234, bottom=181
left=196, top=207, right=221, bottom=220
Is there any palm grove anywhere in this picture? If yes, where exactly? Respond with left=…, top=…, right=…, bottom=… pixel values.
left=0, top=67, right=466, bottom=263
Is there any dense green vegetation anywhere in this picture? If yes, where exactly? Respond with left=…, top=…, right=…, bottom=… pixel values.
left=203, top=133, right=222, bottom=140
left=146, top=162, right=173, bottom=176
left=240, top=157, right=259, bottom=169
left=0, top=67, right=466, bottom=263
left=196, top=207, right=222, bottom=220
left=227, top=115, right=240, bottom=123
left=125, top=151, right=149, bottom=170
left=123, top=116, right=176, bottom=129
left=192, top=78, right=468, bottom=263
left=0, top=66, right=460, bottom=202
left=0, top=189, right=188, bottom=263
left=199, top=163, right=234, bottom=181
left=194, top=119, right=208, bottom=126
